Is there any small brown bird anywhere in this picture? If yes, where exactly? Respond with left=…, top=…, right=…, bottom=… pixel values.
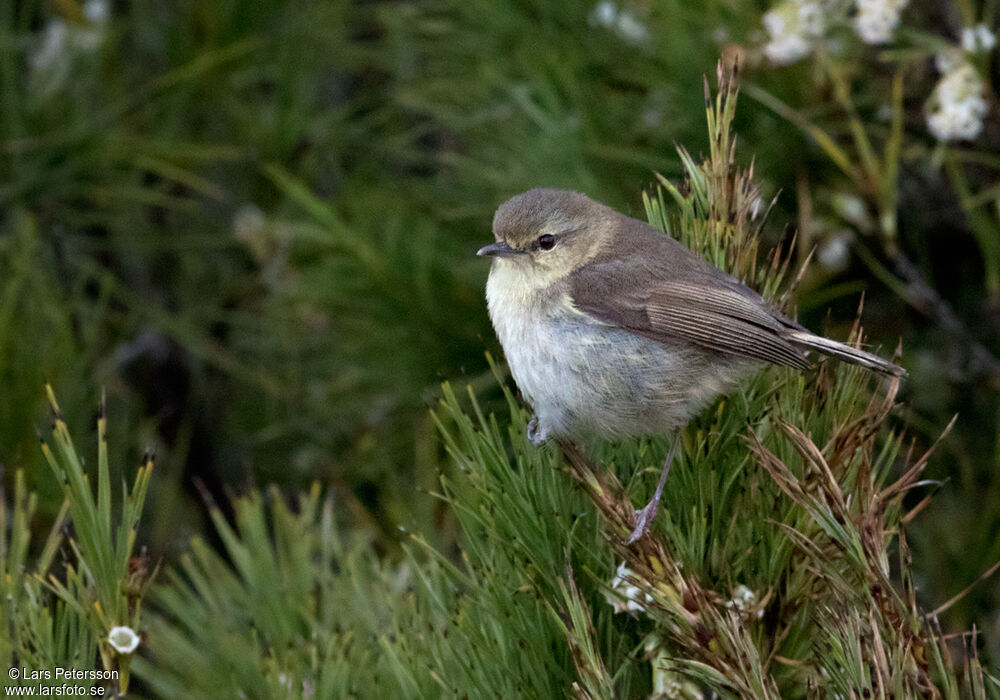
left=478, top=188, right=904, bottom=543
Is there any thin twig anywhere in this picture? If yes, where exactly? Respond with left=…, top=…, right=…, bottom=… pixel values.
left=927, top=558, right=1000, bottom=618
left=892, top=253, right=1000, bottom=382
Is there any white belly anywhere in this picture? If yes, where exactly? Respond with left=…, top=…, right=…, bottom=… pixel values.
left=486, top=263, right=747, bottom=439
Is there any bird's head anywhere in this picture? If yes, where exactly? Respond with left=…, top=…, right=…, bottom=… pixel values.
left=478, top=188, right=615, bottom=284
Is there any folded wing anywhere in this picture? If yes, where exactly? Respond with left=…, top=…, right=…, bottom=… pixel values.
left=571, top=256, right=812, bottom=370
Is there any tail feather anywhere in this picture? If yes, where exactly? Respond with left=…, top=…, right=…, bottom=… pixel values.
left=785, top=331, right=906, bottom=377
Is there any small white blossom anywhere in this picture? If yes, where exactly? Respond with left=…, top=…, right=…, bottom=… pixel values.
left=817, top=232, right=852, bottom=272
left=763, top=1, right=826, bottom=65
left=649, top=644, right=705, bottom=699
left=589, top=2, right=649, bottom=47
left=725, top=584, right=760, bottom=615
left=35, top=0, right=109, bottom=62
left=233, top=203, right=277, bottom=266
left=606, top=562, right=653, bottom=614
left=108, top=625, right=140, bottom=654
left=853, top=0, right=908, bottom=44
left=764, top=29, right=812, bottom=64
left=797, top=2, right=825, bottom=35
left=31, top=21, right=70, bottom=75
left=935, top=47, right=965, bottom=73
left=830, top=191, right=874, bottom=231
left=277, top=673, right=293, bottom=692
left=875, top=103, right=896, bottom=122
left=615, top=10, right=650, bottom=46
left=650, top=675, right=684, bottom=699
left=641, top=89, right=668, bottom=128
left=926, top=61, right=989, bottom=141
left=82, top=0, right=110, bottom=33
left=589, top=1, right=618, bottom=28
left=29, top=0, right=110, bottom=95
left=233, top=204, right=266, bottom=243
left=961, top=24, right=997, bottom=53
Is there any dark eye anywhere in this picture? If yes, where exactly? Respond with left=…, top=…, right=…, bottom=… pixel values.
left=537, top=234, right=556, bottom=251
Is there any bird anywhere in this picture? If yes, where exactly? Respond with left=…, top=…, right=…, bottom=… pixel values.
left=478, top=188, right=904, bottom=544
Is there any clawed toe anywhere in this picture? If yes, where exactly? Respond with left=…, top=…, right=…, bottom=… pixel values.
left=624, top=439, right=679, bottom=544
left=526, top=416, right=548, bottom=446
left=627, top=504, right=657, bottom=544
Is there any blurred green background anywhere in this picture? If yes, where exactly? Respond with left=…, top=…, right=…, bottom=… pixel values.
left=2, top=0, right=998, bottom=651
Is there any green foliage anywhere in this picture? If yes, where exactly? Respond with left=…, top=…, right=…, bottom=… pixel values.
left=135, top=484, right=390, bottom=698
left=136, top=76, right=998, bottom=698
left=737, top=4, right=1000, bottom=653
left=2, top=388, right=154, bottom=694
left=136, top=365, right=998, bottom=697
left=136, top=382, right=630, bottom=699
left=1, top=0, right=998, bottom=695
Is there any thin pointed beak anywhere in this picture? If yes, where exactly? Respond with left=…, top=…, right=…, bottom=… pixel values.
left=477, top=241, right=517, bottom=257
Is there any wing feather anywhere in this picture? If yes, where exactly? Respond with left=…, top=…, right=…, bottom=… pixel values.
left=570, top=225, right=810, bottom=370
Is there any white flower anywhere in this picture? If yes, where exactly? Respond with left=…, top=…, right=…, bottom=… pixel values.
left=606, top=562, right=653, bottom=614
left=763, top=9, right=787, bottom=36
left=233, top=204, right=267, bottom=243
left=615, top=10, right=650, bottom=46
left=83, top=0, right=110, bottom=23
left=649, top=644, right=705, bottom=699
left=935, top=47, right=964, bottom=73
left=926, top=62, right=989, bottom=141
left=31, top=21, right=70, bottom=75
left=651, top=674, right=684, bottom=699
left=589, top=1, right=618, bottom=28
left=764, top=29, right=812, bottom=64
left=961, top=24, right=997, bottom=53
left=853, top=0, right=908, bottom=44
left=817, top=232, right=852, bottom=272
left=797, top=2, right=825, bottom=35
left=725, top=584, right=760, bottom=615
left=108, top=625, right=141, bottom=654
left=832, top=191, right=872, bottom=229
left=29, top=0, right=110, bottom=95
left=589, top=2, right=650, bottom=47
left=763, top=1, right=826, bottom=65
left=76, top=0, right=109, bottom=50
left=641, top=89, right=668, bottom=128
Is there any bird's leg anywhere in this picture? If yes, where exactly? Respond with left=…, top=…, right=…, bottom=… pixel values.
left=526, top=415, right=549, bottom=446
left=627, top=438, right=680, bottom=544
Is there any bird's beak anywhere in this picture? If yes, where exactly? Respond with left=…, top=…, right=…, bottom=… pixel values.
left=476, top=241, right=517, bottom=257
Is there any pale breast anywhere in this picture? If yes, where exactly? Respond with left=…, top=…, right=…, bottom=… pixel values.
left=486, top=262, right=752, bottom=439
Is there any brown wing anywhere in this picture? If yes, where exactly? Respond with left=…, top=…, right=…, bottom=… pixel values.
left=570, top=220, right=811, bottom=370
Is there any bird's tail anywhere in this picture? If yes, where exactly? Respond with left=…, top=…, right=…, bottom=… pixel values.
left=785, top=331, right=906, bottom=377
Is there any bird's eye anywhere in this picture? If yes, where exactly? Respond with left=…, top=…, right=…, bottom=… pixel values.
left=537, top=234, right=556, bottom=251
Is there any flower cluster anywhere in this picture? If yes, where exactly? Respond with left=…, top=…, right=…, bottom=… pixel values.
left=724, top=584, right=764, bottom=618
left=605, top=562, right=653, bottom=614
left=589, top=1, right=650, bottom=47
left=926, top=59, right=989, bottom=141
left=961, top=24, right=997, bottom=53
left=762, top=0, right=912, bottom=59
left=759, top=0, right=994, bottom=143
left=30, top=0, right=109, bottom=69
left=762, top=0, right=826, bottom=65
left=853, top=0, right=908, bottom=44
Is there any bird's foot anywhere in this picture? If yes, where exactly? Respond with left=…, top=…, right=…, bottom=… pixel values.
left=526, top=416, right=548, bottom=446
left=625, top=439, right=679, bottom=544
left=627, top=501, right=659, bottom=544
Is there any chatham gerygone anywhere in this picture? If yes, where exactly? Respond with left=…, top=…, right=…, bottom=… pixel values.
left=478, top=188, right=904, bottom=544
